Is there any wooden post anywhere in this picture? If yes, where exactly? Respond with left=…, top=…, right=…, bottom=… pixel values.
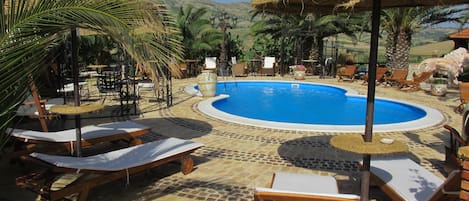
left=30, top=83, right=48, bottom=132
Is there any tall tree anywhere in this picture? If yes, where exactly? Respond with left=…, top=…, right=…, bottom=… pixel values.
left=175, top=5, right=221, bottom=60
left=381, top=7, right=461, bottom=70
left=0, top=0, right=183, bottom=151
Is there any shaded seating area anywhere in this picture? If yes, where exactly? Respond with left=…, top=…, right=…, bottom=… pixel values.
left=397, top=71, right=434, bottom=92
left=96, top=70, right=122, bottom=100
left=369, top=158, right=461, bottom=201
left=16, top=137, right=204, bottom=201
left=254, top=172, right=360, bottom=201
left=337, top=65, right=357, bottom=82
left=9, top=121, right=150, bottom=156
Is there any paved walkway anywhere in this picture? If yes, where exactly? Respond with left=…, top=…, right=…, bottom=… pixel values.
left=0, top=75, right=463, bottom=201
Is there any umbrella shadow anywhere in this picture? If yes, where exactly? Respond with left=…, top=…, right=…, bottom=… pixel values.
left=277, top=135, right=362, bottom=172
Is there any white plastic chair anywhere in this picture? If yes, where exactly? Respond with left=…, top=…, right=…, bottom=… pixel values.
left=204, top=57, right=217, bottom=70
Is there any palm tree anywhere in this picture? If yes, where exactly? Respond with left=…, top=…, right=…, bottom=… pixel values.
left=381, top=7, right=461, bottom=70
left=0, top=0, right=183, bottom=151
left=175, top=5, right=221, bottom=60
left=251, top=12, right=362, bottom=75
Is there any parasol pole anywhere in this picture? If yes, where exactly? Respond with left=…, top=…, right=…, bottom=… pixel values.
left=361, top=0, right=381, bottom=200
left=71, top=28, right=82, bottom=157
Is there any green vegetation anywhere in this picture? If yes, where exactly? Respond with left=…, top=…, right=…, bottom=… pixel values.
left=0, top=0, right=183, bottom=151
left=166, top=1, right=465, bottom=67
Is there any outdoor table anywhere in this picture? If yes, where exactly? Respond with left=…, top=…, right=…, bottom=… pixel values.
left=330, top=134, right=407, bottom=155
left=185, top=59, right=200, bottom=77
left=50, top=103, right=104, bottom=115
left=87, top=64, right=108, bottom=74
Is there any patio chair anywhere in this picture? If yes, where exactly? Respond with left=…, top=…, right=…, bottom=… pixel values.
left=443, top=109, right=469, bottom=173
left=259, top=56, right=276, bottom=76
left=204, top=57, right=217, bottom=71
left=367, top=158, right=461, bottom=201
left=97, top=70, right=122, bottom=100
left=361, top=66, right=388, bottom=85
left=254, top=172, right=360, bottom=201
left=337, top=65, right=357, bottom=82
left=16, top=137, right=204, bottom=201
left=397, top=71, right=434, bottom=92
left=383, top=69, right=408, bottom=87
left=232, top=62, right=248, bottom=77
left=456, top=82, right=469, bottom=113
left=8, top=120, right=151, bottom=156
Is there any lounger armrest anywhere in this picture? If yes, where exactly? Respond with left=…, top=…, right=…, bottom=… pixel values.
left=443, top=125, right=466, bottom=152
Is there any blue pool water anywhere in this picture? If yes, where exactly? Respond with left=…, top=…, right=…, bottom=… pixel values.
left=210, top=81, right=426, bottom=125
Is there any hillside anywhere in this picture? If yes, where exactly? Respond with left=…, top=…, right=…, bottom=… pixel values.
left=166, top=1, right=460, bottom=57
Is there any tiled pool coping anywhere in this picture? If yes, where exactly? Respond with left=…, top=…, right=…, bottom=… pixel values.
left=188, top=80, right=445, bottom=133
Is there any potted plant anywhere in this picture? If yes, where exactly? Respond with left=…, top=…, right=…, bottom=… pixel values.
left=431, top=70, right=448, bottom=96
left=293, top=65, right=306, bottom=80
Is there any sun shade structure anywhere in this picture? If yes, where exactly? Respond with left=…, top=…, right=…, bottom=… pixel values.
left=251, top=0, right=469, bottom=200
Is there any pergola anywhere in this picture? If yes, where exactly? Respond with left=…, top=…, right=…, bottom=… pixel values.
left=449, top=28, right=469, bottom=49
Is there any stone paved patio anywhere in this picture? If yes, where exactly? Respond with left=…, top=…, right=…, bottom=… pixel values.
left=0, top=74, right=463, bottom=201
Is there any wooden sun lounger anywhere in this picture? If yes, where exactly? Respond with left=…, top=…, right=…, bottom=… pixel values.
left=337, top=65, right=357, bottom=82
left=368, top=158, right=460, bottom=201
left=254, top=172, right=360, bottom=201
left=397, top=71, right=434, bottom=92
left=9, top=121, right=151, bottom=155
left=16, top=137, right=204, bottom=201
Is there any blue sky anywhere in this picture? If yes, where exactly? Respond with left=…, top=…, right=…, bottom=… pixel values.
left=212, top=0, right=249, bottom=2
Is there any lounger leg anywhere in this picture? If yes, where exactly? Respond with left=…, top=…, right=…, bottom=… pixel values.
left=129, top=138, right=143, bottom=146
left=77, top=187, right=90, bottom=201
left=181, top=156, right=194, bottom=175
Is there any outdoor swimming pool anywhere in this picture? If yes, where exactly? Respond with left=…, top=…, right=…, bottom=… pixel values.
left=191, top=80, right=444, bottom=132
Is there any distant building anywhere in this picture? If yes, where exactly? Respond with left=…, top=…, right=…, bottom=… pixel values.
left=449, top=28, right=469, bottom=49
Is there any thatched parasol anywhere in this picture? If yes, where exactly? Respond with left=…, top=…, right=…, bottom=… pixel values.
left=251, top=0, right=468, bottom=200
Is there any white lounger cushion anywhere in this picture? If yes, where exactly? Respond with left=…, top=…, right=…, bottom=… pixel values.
left=255, top=187, right=361, bottom=200
left=371, top=158, right=444, bottom=201
left=9, top=121, right=149, bottom=142
left=263, top=57, right=275, bottom=69
left=272, top=172, right=339, bottom=193
left=255, top=172, right=360, bottom=200
left=31, top=137, right=204, bottom=171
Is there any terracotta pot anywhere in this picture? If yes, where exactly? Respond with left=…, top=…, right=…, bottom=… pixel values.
left=294, top=70, right=305, bottom=80
left=197, top=70, right=217, bottom=97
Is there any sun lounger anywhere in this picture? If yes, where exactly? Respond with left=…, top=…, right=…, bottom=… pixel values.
left=254, top=172, right=360, bottom=201
left=397, top=71, right=434, bottom=92
left=368, top=158, right=460, bottom=201
left=384, top=69, right=408, bottom=87
left=16, top=137, right=204, bottom=201
left=9, top=121, right=151, bottom=155
left=337, top=65, right=357, bottom=82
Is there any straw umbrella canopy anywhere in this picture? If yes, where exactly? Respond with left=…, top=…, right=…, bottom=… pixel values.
left=252, top=0, right=468, bottom=200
